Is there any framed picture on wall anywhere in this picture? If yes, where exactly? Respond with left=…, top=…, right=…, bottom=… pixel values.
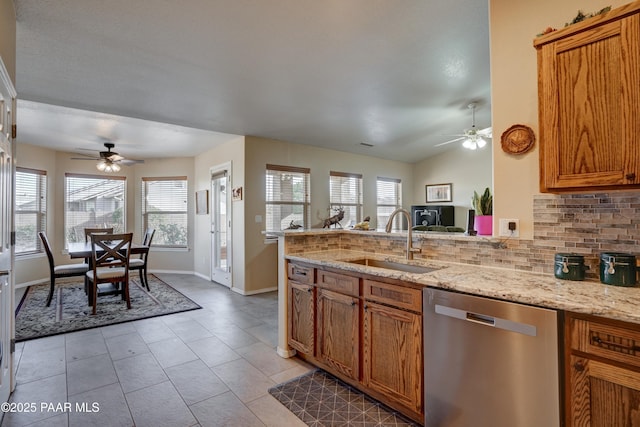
left=232, top=187, right=243, bottom=201
left=426, top=183, right=452, bottom=202
left=196, top=190, right=208, bottom=214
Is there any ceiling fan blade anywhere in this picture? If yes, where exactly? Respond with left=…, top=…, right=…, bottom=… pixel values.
left=118, top=159, right=145, bottom=166
left=70, top=157, right=99, bottom=160
left=106, top=154, right=125, bottom=161
left=434, top=136, right=466, bottom=147
left=478, top=127, right=492, bottom=138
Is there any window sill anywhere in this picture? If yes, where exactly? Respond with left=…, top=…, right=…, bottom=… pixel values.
left=15, top=252, right=45, bottom=261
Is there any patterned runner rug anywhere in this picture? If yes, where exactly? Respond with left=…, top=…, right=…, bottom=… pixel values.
left=15, top=274, right=201, bottom=341
left=268, top=369, right=420, bottom=427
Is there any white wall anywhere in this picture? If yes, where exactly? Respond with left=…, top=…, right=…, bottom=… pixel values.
left=242, top=136, right=415, bottom=293
left=14, top=144, right=58, bottom=285
left=0, top=0, right=15, bottom=83
left=489, top=0, right=630, bottom=238
left=413, top=144, right=492, bottom=229
left=14, top=143, right=196, bottom=285
left=193, top=136, right=246, bottom=292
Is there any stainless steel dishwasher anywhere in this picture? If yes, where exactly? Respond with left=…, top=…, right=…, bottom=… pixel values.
left=423, top=288, right=560, bottom=427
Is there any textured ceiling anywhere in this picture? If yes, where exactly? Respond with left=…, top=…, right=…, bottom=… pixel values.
left=14, top=0, right=491, bottom=162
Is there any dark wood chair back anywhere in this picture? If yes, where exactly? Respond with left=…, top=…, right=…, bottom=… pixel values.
left=130, top=228, right=155, bottom=290
left=84, top=227, right=114, bottom=242
left=38, top=231, right=55, bottom=272
left=87, top=232, right=133, bottom=314
left=90, top=232, right=132, bottom=269
left=38, top=231, right=89, bottom=307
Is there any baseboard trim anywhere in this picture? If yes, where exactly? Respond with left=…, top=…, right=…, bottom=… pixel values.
left=231, top=286, right=277, bottom=296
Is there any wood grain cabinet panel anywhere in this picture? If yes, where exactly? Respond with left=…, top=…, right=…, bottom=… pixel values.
left=363, top=301, right=422, bottom=415
left=317, top=269, right=359, bottom=297
left=287, top=263, right=314, bottom=285
left=316, top=288, right=360, bottom=381
left=570, top=355, right=640, bottom=426
left=287, top=280, right=315, bottom=355
left=534, top=5, right=640, bottom=192
left=567, top=312, right=640, bottom=426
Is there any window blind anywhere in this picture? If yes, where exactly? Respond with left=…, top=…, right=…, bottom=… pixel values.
left=15, top=167, right=47, bottom=255
left=141, top=176, right=188, bottom=248
left=329, top=171, right=363, bottom=227
left=265, top=164, right=310, bottom=233
left=376, top=177, right=402, bottom=230
left=64, top=173, right=125, bottom=246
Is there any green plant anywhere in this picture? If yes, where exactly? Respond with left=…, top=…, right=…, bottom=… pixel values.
left=472, top=187, right=493, bottom=216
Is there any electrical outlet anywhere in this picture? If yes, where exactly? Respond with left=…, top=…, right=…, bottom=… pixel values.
left=498, top=218, right=519, bottom=237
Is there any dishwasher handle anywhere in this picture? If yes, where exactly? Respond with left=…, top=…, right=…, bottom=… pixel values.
left=466, top=311, right=495, bottom=326
left=435, top=304, right=537, bottom=337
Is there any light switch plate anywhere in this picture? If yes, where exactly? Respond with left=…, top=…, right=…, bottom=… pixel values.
left=499, top=218, right=519, bottom=237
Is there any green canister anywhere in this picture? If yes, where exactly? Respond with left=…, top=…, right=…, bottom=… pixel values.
left=599, top=252, right=637, bottom=287
left=554, top=253, right=587, bottom=281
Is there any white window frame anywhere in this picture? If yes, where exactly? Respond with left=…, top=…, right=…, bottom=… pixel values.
left=15, top=167, right=47, bottom=256
left=376, top=176, right=402, bottom=230
left=329, top=171, right=363, bottom=227
left=265, top=164, right=310, bottom=235
left=64, top=173, right=126, bottom=248
left=141, top=176, right=188, bottom=249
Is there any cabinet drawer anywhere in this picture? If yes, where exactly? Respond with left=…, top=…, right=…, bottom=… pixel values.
left=317, top=270, right=359, bottom=297
left=571, top=317, right=640, bottom=369
left=288, top=263, right=314, bottom=285
left=363, top=279, right=422, bottom=313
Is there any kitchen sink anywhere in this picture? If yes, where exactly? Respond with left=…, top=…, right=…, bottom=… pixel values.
left=345, top=258, right=439, bottom=274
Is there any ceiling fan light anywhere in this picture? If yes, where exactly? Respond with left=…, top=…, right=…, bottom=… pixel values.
left=96, top=160, right=107, bottom=171
left=476, top=137, right=487, bottom=148
left=111, top=163, right=121, bottom=172
left=462, top=139, right=475, bottom=150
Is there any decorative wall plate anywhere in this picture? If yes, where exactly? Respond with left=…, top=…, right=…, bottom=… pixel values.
left=500, top=124, right=536, bottom=154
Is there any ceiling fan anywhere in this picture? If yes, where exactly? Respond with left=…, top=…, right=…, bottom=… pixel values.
left=71, top=142, right=144, bottom=172
left=435, top=103, right=492, bottom=150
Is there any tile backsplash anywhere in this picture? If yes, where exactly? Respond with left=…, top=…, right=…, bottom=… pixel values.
left=285, top=191, right=640, bottom=281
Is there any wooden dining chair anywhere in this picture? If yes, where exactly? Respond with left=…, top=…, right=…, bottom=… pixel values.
left=129, top=228, right=155, bottom=290
left=86, top=232, right=133, bottom=315
left=84, top=227, right=114, bottom=242
left=38, top=232, right=89, bottom=307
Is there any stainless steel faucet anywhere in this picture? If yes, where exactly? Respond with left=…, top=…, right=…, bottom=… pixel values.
left=385, top=208, right=421, bottom=260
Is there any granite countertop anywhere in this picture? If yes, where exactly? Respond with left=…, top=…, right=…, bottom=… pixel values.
left=285, top=249, right=640, bottom=325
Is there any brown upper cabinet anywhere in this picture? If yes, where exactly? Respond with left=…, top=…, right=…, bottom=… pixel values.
left=534, top=2, right=640, bottom=192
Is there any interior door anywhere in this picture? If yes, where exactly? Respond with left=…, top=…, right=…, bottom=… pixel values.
left=0, top=59, right=16, bottom=409
left=210, top=165, right=232, bottom=287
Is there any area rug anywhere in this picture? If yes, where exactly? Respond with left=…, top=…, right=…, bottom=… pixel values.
left=268, top=369, right=420, bottom=427
left=15, top=274, right=201, bottom=342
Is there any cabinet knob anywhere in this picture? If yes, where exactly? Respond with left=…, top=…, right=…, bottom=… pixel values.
left=573, top=361, right=585, bottom=372
left=625, top=173, right=636, bottom=181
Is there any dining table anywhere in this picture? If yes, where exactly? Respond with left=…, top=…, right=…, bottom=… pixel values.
left=67, top=241, right=149, bottom=260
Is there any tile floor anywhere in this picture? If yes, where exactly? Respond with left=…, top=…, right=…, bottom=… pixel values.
left=2, top=273, right=313, bottom=427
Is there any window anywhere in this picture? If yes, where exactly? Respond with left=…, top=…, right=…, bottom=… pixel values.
left=15, top=167, right=47, bottom=255
left=329, top=171, right=362, bottom=227
left=265, top=164, right=310, bottom=234
left=142, top=177, right=188, bottom=248
left=377, top=177, right=402, bottom=230
left=65, top=173, right=126, bottom=246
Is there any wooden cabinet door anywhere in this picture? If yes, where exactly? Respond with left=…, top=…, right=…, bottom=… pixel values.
left=537, top=14, right=640, bottom=191
left=570, top=355, right=640, bottom=426
left=316, top=288, right=360, bottom=381
left=288, top=281, right=315, bottom=355
left=363, top=301, right=422, bottom=415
